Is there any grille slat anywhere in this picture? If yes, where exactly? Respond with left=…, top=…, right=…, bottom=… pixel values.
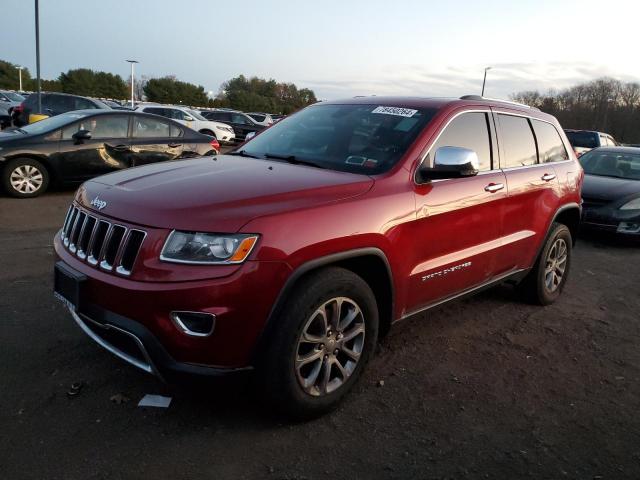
left=60, top=205, right=146, bottom=276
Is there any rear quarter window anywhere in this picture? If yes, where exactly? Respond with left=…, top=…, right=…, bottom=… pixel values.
left=532, top=120, right=569, bottom=163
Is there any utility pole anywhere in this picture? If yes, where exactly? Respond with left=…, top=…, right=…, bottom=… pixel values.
left=17, top=66, right=24, bottom=91
left=481, top=66, right=492, bottom=97
left=126, top=60, right=139, bottom=108
left=35, top=0, right=42, bottom=113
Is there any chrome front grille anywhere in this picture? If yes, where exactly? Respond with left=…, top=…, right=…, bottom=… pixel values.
left=60, top=205, right=146, bottom=276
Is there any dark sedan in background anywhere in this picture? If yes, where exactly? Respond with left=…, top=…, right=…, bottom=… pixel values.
left=0, top=110, right=219, bottom=198
left=580, top=147, right=640, bottom=237
left=200, top=109, right=265, bottom=141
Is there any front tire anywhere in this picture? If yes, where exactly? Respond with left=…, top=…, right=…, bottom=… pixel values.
left=520, top=222, right=572, bottom=305
left=260, top=267, right=379, bottom=419
left=2, top=158, right=49, bottom=198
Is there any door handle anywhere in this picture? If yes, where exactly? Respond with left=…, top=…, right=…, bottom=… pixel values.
left=168, top=143, right=182, bottom=148
left=541, top=173, right=556, bottom=182
left=484, top=182, right=504, bottom=193
left=106, top=144, right=130, bottom=152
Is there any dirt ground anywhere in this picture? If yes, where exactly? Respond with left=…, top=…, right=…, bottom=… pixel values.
left=1, top=190, right=639, bottom=480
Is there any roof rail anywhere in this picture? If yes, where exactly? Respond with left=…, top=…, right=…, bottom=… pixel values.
left=459, top=95, right=540, bottom=111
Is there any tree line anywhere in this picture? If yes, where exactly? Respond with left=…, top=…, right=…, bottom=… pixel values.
left=0, top=59, right=317, bottom=113
left=512, top=78, right=640, bottom=144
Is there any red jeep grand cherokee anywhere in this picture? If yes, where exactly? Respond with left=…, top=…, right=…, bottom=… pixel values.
left=54, top=96, right=583, bottom=417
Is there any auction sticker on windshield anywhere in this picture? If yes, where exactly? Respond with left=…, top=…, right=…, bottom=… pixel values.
left=372, top=106, right=418, bottom=117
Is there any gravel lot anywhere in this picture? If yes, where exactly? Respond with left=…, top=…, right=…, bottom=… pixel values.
left=1, top=188, right=639, bottom=480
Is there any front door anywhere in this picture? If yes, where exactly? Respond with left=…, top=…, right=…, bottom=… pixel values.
left=408, top=110, right=507, bottom=313
left=57, top=114, right=132, bottom=181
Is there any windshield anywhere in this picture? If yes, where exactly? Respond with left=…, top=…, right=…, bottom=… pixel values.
left=565, top=131, right=599, bottom=149
left=3, top=92, right=24, bottom=102
left=18, top=111, right=92, bottom=135
left=187, top=109, right=207, bottom=121
left=580, top=149, right=640, bottom=180
left=240, top=104, right=437, bottom=174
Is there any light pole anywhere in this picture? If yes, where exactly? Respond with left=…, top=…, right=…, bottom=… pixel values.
left=481, top=66, right=492, bottom=97
left=17, top=66, right=24, bottom=91
left=126, top=60, right=139, bottom=107
left=35, top=0, right=42, bottom=113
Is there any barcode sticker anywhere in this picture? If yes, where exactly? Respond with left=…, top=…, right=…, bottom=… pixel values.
left=372, top=106, right=418, bottom=117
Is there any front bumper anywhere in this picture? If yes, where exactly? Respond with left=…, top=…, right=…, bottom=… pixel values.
left=54, top=230, right=292, bottom=373
left=60, top=299, right=252, bottom=381
left=582, top=205, right=640, bottom=236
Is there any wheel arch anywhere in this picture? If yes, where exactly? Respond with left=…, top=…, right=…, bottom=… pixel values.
left=551, top=202, right=581, bottom=246
left=251, top=247, right=395, bottom=364
left=2, top=153, right=57, bottom=182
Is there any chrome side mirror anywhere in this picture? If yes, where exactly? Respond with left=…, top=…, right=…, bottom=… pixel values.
left=418, top=146, right=480, bottom=181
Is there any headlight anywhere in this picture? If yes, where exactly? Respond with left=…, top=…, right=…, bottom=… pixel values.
left=216, top=126, right=233, bottom=133
left=620, top=198, right=640, bottom=210
left=160, top=231, right=258, bottom=264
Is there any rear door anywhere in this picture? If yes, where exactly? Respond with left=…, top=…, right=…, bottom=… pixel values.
left=409, top=110, right=507, bottom=311
left=493, top=111, right=563, bottom=272
left=129, top=115, right=184, bottom=165
left=57, top=114, right=132, bottom=180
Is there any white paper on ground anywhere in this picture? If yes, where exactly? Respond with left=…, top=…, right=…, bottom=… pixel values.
left=138, top=394, right=172, bottom=408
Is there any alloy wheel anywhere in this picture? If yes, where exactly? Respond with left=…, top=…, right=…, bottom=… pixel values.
left=544, top=238, right=568, bottom=292
left=295, top=297, right=366, bottom=397
left=10, top=165, right=44, bottom=194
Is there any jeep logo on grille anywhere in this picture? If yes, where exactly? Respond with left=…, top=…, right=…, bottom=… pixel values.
left=90, top=196, right=107, bottom=210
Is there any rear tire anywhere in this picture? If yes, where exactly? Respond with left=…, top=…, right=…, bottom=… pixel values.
left=519, top=222, right=572, bottom=305
left=260, top=267, right=379, bottom=419
left=2, top=158, right=49, bottom=198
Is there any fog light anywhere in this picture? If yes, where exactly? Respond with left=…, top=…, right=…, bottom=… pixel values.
left=170, top=311, right=216, bottom=337
left=617, top=222, right=640, bottom=234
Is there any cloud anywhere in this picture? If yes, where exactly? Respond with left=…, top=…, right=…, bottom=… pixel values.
left=303, top=62, right=637, bottom=100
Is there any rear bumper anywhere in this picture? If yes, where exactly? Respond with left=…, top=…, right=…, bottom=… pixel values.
left=61, top=299, right=253, bottom=382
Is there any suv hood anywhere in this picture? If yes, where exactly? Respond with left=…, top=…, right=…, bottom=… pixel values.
left=77, top=155, right=374, bottom=231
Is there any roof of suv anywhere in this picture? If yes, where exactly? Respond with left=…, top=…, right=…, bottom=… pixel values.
left=320, top=95, right=559, bottom=122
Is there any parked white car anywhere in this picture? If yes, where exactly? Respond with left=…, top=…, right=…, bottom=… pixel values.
left=136, top=105, right=235, bottom=144
left=246, top=112, right=275, bottom=126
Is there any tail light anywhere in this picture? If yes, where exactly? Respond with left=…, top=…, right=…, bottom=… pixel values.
left=210, top=139, right=220, bottom=151
left=14, top=103, right=24, bottom=113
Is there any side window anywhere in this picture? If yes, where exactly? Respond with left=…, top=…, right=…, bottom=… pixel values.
left=498, top=114, right=538, bottom=168
left=212, top=112, right=231, bottom=122
left=133, top=116, right=171, bottom=138
left=231, top=113, right=251, bottom=125
left=62, top=116, right=129, bottom=139
left=429, top=112, right=492, bottom=171
left=531, top=120, right=569, bottom=163
left=170, top=124, right=184, bottom=137
left=167, top=109, right=187, bottom=121
left=74, top=97, right=97, bottom=110
left=47, top=95, right=72, bottom=113
left=145, top=107, right=167, bottom=118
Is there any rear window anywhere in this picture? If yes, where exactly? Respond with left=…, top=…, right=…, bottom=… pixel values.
left=241, top=104, right=438, bottom=174
left=532, top=120, right=569, bottom=163
left=498, top=114, right=538, bottom=168
left=565, top=131, right=599, bottom=149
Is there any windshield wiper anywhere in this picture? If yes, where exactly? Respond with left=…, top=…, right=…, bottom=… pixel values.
left=263, top=153, right=326, bottom=169
left=227, top=150, right=262, bottom=159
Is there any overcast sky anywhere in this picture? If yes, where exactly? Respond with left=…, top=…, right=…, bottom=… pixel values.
left=2, top=0, right=639, bottom=100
